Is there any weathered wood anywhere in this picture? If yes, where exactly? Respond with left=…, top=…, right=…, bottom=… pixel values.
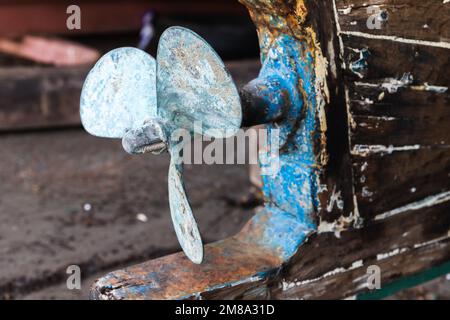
left=274, top=241, right=450, bottom=299
left=198, top=201, right=450, bottom=299
left=312, top=0, right=450, bottom=297
left=342, top=37, right=450, bottom=84
left=336, top=0, right=450, bottom=226
left=352, top=149, right=450, bottom=220
left=336, top=0, right=450, bottom=42
left=0, top=66, right=87, bottom=130
left=307, top=0, right=357, bottom=224
left=91, top=238, right=282, bottom=300
left=350, top=89, right=450, bottom=146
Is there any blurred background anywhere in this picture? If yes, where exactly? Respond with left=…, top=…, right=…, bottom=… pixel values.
left=0, top=0, right=447, bottom=299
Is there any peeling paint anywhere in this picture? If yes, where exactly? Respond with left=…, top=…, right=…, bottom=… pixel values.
left=282, top=260, right=363, bottom=290
left=410, top=83, right=448, bottom=93
left=351, top=144, right=421, bottom=156
left=318, top=209, right=363, bottom=237
left=377, top=248, right=408, bottom=261
left=355, top=73, right=413, bottom=94
left=339, top=31, right=450, bottom=50
left=348, top=48, right=369, bottom=78
left=375, top=190, right=450, bottom=221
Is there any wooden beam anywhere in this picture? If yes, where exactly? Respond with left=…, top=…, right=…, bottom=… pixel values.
left=336, top=0, right=450, bottom=42
left=0, top=59, right=260, bottom=131
left=92, top=199, right=450, bottom=299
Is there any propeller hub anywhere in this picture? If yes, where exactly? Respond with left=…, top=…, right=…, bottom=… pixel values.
left=122, top=119, right=167, bottom=155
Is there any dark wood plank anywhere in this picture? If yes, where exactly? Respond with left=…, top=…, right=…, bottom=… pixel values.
left=351, top=148, right=450, bottom=220
left=200, top=200, right=450, bottom=299
left=335, top=0, right=450, bottom=223
left=336, top=0, right=450, bottom=42
left=342, top=35, right=450, bottom=84
left=305, top=0, right=357, bottom=224
left=349, top=87, right=450, bottom=147
left=274, top=240, right=450, bottom=299
left=0, top=66, right=87, bottom=130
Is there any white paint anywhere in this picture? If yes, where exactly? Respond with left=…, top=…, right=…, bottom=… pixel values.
left=326, top=186, right=344, bottom=212
left=363, top=97, right=374, bottom=104
left=356, top=76, right=448, bottom=94
left=339, top=6, right=353, bottom=15
left=345, top=88, right=357, bottom=130
left=410, top=83, right=448, bottom=93
left=282, top=260, right=364, bottom=291
left=413, top=235, right=450, bottom=249
left=355, top=73, right=413, bottom=94
left=362, top=115, right=396, bottom=121
left=374, top=190, right=450, bottom=221
left=318, top=210, right=363, bottom=238
left=361, top=162, right=368, bottom=172
left=351, top=144, right=421, bottom=156
left=376, top=247, right=408, bottom=261
left=339, top=30, right=450, bottom=50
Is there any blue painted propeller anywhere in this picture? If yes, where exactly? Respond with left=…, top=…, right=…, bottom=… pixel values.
left=80, top=27, right=242, bottom=264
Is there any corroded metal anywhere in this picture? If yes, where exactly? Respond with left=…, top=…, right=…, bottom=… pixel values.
left=157, top=27, right=242, bottom=137
left=80, top=27, right=242, bottom=264
left=80, top=47, right=157, bottom=138
left=168, top=153, right=203, bottom=264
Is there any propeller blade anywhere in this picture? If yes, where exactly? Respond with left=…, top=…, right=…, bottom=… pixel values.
left=80, top=47, right=157, bottom=138
left=157, top=26, right=242, bottom=139
left=168, top=148, right=203, bottom=264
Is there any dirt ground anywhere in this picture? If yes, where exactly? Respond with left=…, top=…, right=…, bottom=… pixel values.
left=0, top=128, right=256, bottom=299
left=0, top=128, right=449, bottom=300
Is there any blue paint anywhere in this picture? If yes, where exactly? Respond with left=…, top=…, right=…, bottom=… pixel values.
left=349, top=48, right=370, bottom=78
left=241, top=34, right=319, bottom=260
